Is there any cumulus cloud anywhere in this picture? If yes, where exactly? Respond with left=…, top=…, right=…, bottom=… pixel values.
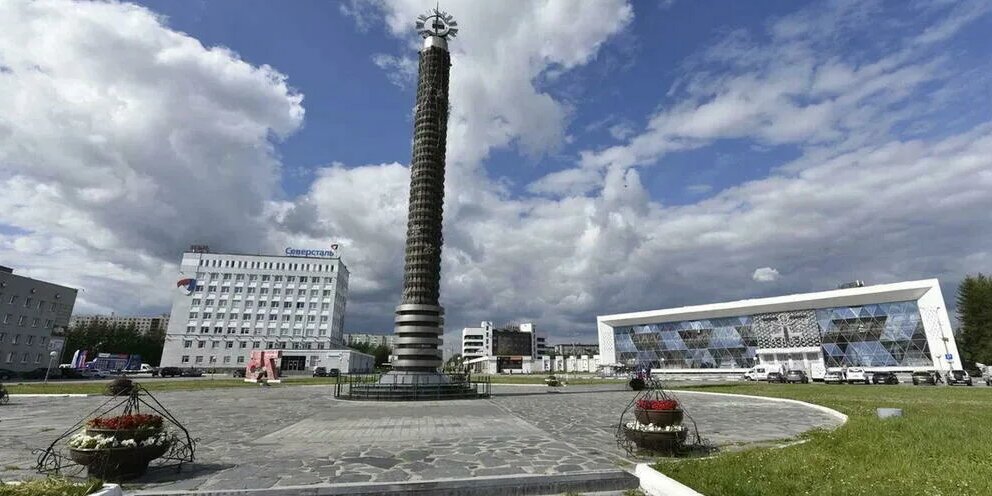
left=752, top=267, right=781, bottom=283
left=0, top=0, right=303, bottom=312
left=3, top=0, right=991, bottom=345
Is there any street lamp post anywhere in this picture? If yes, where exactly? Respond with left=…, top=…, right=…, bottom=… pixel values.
left=43, top=350, right=58, bottom=384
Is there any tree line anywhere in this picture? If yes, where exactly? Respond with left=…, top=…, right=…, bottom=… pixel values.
left=958, top=273, right=992, bottom=370
left=63, top=322, right=167, bottom=366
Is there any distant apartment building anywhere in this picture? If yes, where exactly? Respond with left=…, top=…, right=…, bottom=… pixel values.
left=461, top=321, right=547, bottom=373
left=344, top=332, right=395, bottom=349
left=0, top=266, right=78, bottom=373
left=159, top=246, right=349, bottom=372
left=552, top=343, right=599, bottom=356
left=70, top=314, right=170, bottom=334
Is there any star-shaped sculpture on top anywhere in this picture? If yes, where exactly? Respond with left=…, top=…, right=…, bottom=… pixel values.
left=416, top=7, right=458, bottom=39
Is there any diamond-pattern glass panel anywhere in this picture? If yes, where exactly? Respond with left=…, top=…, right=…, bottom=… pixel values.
left=613, top=299, right=932, bottom=369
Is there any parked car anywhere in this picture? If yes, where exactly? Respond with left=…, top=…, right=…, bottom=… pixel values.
left=313, top=366, right=327, bottom=377
left=159, top=366, right=182, bottom=378
left=329, top=368, right=341, bottom=378
left=766, top=372, right=786, bottom=383
left=985, top=368, right=992, bottom=387
left=912, top=371, right=937, bottom=385
left=946, top=369, right=973, bottom=386
left=823, top=371, right=844, bottom=384
left=845, top=367, right=869, bottom=384
left=80, top=369, right=109, bottom=379
left=743, top=366, right=770, bottom=381
left=871, top=371, right=899, bottom=385
left=232, top=368, right=246, bottom=378
left=785, top=370, right=809, bottom=384
left=0, top=369, right=16, bottom=380
left=181, top=368, right=204, bottom=377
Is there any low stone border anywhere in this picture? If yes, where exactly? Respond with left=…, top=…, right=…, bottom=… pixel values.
left=130, top=469, right=639, bottom=496
left=635, top=463, right=703, bottom=496
left=9, top=393, right=90, bottom=398
left=670, top=390, right=849, bottom=425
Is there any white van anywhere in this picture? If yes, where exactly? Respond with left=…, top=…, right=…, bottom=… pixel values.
left=744, top=366, right=771, bottom=381
left=845, top=367, right=869, bottom=384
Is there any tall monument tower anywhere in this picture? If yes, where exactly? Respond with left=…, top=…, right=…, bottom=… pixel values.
left=388, top=8, right=459, bottom=381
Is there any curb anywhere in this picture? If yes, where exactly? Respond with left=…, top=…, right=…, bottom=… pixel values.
left=129, top=469, right=639, bottom=496
left=670, top=389, right=849, bottom=425
left=635, top=463, right=703, bottom=496
left=10, top=393, right=90, bottom=398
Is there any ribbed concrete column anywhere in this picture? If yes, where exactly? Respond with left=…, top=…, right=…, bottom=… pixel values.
left=392, top=37, right=451, bottom=373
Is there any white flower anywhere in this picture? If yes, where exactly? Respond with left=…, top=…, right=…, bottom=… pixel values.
left=625, top=420, right=686, bottom=433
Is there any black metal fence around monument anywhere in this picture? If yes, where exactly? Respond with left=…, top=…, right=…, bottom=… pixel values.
left=334, top=373, right=491, bottom=401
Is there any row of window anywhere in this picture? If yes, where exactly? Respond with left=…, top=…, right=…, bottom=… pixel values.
left=1, top=314, right=55, bottom=328
left=191, top=299, right=333, bottom=310
left=181, top=340, right=328, bottom=350
left=1, top=294, right=60, bottom=313
left=3, top=351, right=46, bottom=364
left=194, top=287, right=336, bottom=296
left=197, top=258, right=336, bottom=272
left=196, top=273, right=334, bottom=282
left=189, top=313, right=330, bottom=322
left=0, top=333, right=48, bottom=346
left=182, top=355, right=246, bottom=364
left=185, top=326, right=330, bottom=336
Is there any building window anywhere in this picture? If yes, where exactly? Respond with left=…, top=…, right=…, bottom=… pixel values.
left=2, top=313, right=10, bottom=324
left=317, top=342, right=325, bottom=350
left=189, top=312, right=199, bottom=319
left=253, top=341, right=261, bottom=348
left=182, top=355, right=190, bottom=363
left=223, top=356, right=231, bottom=363
left=9, top=295, right=18, bottom=304
left=323, top=290, right=331, bottom=296
left=26, top=335, right=34, bottom=345
left=214, top=327, right=223, bottom=334
left=197, top=341, right=205, bottom=348
left=212, top=341, right=219, bottom=348
left=184, top=340, right=192, bottom=348
left=287, top=276, right=296, bottom=282
left=45, top=319, right=54, bottom=329
left=320, top=316, right=328, bottom=322
left=240, top=342, right=248, bottom=348
left=226, top=327, right=236, bottom=334
left=200, top=326, right=209, bottom=334
left=12, top=334, right=20, bottom=344
left=223, top=274, right=232, bottom=280
left=274, top=276, right=283, bottom=282
left=0, top=332, right=5, bottom=343
left=17, top=316, right=26, bottom=326
left=237, top=356, right=245, bottom=363
left=31, top=318, right=39, bottom=327
left=226, top=341, right=234, bottom=349
left=241, top=327, right=250, bottom=334
left=208, top=286, right=217, bottom=292
left=21, top=352, right=29, bottom=363
left=209, top=356, right=217, bottom=363
left=4, top=352, right=12, bottom=363
left=221, top=287, right=230, bottom=293
left=24, top=297, right=32, bottom=307
left=261, top=275, right=270, bottom=282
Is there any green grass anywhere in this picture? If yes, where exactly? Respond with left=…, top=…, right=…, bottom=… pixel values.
left=4, top=376, right=339, bottom=395
left=0, top=477, right=103, bottom=496
left=655, top=383, right=992, bottom=496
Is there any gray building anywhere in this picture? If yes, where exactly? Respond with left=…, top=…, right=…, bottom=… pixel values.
left=344, top=332, right=395, bottom=349
left=70, top=314, right=170, bottom=335
left=0, top=266, right=78, bottom=374
left=159, top=248, right=349, bottom=372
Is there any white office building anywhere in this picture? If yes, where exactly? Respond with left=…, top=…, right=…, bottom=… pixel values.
left=70, top=314, right=170, bottom=335
left=461, top=322, right=548, bottom=374
left=159, top=247, right=349, bottom=372
left=0, top=266, right=77, bottom=374
left=598, top=279, right=961, bottom=379
left=344, top=332, right=395, bottom=349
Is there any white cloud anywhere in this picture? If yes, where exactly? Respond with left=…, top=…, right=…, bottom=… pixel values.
left=0, top=0, right=303, bottom=312
left=3, top=0, right=991, bottom=344
left=752, top=267, right=780, bottom=283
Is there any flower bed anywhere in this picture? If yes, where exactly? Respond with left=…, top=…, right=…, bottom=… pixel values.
left=67, top=414, right=173, bottom=480
left=634, top=398, right=684, bottom=426
left=623, top=420, right=688, bottom=453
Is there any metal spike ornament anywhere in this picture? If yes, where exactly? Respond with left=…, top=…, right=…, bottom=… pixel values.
left=387, top=7, right=457, bottom=380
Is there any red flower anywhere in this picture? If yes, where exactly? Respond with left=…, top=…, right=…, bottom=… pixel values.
left=87, top=413, right=163, bottom=430
left=635, top=398, right=679, bottom=410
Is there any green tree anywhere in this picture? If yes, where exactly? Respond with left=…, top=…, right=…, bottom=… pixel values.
left=347, top=341, right=392, bottom=367
left=63, top=321, right=167, bottom=366
left=957, top=273, right=992, bottom=369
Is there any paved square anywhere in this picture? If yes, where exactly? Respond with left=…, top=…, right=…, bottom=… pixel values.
left=0, top=383, right=843, bottom=492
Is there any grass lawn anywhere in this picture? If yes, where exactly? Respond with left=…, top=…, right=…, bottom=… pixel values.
left=657, top=383, right=992, bottom=496
left=4, top=376, right=338, bottom=395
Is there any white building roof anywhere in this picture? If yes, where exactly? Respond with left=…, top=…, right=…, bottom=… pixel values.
left=598, top=279, right=938, bottom=327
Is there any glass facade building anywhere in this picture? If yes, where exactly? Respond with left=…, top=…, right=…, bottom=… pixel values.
left=613, top=300, right=933, bottom=369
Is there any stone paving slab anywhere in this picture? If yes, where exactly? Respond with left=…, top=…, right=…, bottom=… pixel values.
left=0, top=384, right=843, bottom=492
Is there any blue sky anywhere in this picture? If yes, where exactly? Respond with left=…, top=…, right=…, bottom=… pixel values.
left=1, top=0, right=991, bottom=344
